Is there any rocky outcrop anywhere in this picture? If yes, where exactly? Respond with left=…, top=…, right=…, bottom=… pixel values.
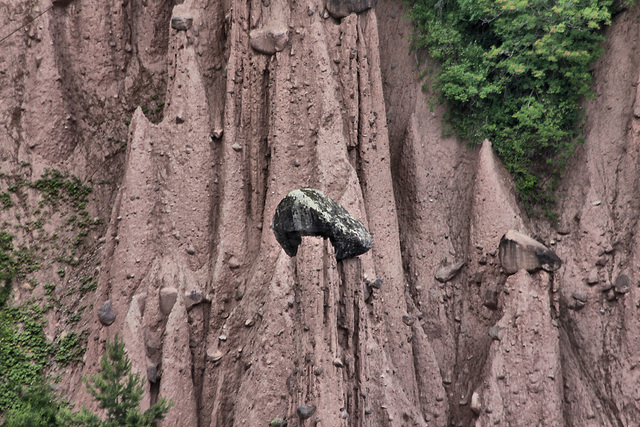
left=271, top=188, right=373, bottom=260
left=170, top=16, right=193, bottom=31
left=479, top=270, right=564, bottom=425
left=499, top=230, right=562, bottom=274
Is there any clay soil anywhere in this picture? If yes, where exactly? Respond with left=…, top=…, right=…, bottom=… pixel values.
left=2, top=0, right=640, bottom=426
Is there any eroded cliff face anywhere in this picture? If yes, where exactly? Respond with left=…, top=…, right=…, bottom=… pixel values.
left=2, top=0, right=640, bottom=425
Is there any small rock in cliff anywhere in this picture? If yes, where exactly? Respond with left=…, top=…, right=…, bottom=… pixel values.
left=51, top=0, right=74, bottom=6
left=326, top=0, right=378, bottom=18
left=615, top=274, right=630, bottom=294
left=435, top=260, right=465, bottom=282
left=499, top=230, right=561, bottom=274
left=296, top=405, right=316, bottom=420
left=160, top=287, right=178, bottom=314
left=98, top=300, right=116, bottom=326
left=171, top=16, right=193, bottom=31
left=249, top=28, right=289, bottom=55
left=271, top=188, right=372, bottom=260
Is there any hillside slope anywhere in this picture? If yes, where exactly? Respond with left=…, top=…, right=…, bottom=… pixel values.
left=1, top=0, right=640, bottom=425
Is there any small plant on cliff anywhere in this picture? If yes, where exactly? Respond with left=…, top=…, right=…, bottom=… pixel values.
left=30, top=169, right=91, bottom=210
left=0, top=192, right=12, bottom=209
left=408, top=0, right=622, bottom=212
left=58, top=334, right=172, bottom=427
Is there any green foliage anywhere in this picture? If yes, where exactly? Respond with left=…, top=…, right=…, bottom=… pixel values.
left=79, top=277, right=98, bottom=295
left=0, top=193, right=12, bottom=209
left=56, top=406, right=103, bottom=427
left=0, top=326, right=169, bottom=426
left=12, top=245, right=39, bottom=276
left=43, top=283, right=56, bottom=296
left=54, top=332, right=85, bottom=365
left=1, top=335, right=172, bottom=427
left=80, top=334, right=172, bottom=426
left=0, top=166, right=107, bottom=425
left=0, top=232, right=40, bottom=306
left=0, top=303, right=52, bottom=412
left=408, top=0, right=618, bottom=209
left=51, top=335, right=172, bottom=426
left=0, top=232, right=17, bottom=298
left=2, top=384, right=62, bottom=427
left=31, top=169, right=92, bottom=210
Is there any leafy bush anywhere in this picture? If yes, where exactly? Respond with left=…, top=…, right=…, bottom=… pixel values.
left=2, top=384, right=62, bottom=427
left=0, top=193, right=12, bottom=210
left=408, top=0, right=619, bottom=209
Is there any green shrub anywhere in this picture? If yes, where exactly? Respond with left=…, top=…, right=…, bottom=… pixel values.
left=77, top=334, right=172, bottom=426
left=408, top=0, right=619, bottom=210
left=54, top=332, right=84, bottom=366
left=1, top=335, right=172, bottom=426
left=1, top=384, right=62, bottom=427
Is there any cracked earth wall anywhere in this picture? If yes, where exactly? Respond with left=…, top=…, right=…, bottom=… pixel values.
left=2, top=0, right=640, bottom=426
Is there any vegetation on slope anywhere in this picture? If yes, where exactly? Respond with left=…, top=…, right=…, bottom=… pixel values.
left=0, top=166, right=97, bottom=422
left=408, top=0, right=624, bottom=212
left=0, top=164, right=171, bottom=425
left=2, top=335, right=172, bottom=426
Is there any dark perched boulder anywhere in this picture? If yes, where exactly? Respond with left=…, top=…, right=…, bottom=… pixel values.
left=499, top=230, right=562, bottom=274
left=326, top=0, right=378, bottom=18
left=272, top=188, right=372, bottom=260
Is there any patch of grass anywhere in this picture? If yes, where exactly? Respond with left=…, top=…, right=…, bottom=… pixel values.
left=43, top=283, right=55, bottom=296
left=0, top=232, right=40, bottom=293
left=0, top=231, right=17, bottom=287
left=14, top=245, right=40, bottom=276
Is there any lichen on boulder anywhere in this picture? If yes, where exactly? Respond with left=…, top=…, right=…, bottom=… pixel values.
left=271, top=188, right=372, bottom=260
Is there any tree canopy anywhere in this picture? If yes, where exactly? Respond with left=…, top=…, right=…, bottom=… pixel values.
left=409, top=0, right=620, bottom=211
